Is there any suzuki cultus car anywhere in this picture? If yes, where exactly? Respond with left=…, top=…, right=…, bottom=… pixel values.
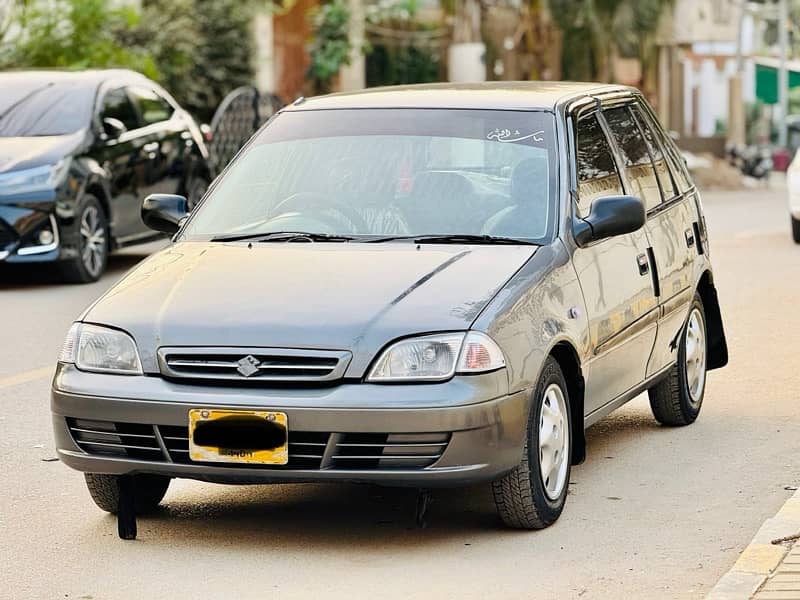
left=52, top=83, right=727, bottom=530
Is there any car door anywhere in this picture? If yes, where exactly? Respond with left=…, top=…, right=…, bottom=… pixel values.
left=604, top=103, right=695, bottom=377
left=95, top=87, right=142, bottom=240
left=570, top=111, right=659, bottom=414
left=127, top=86, right=188, bottom=198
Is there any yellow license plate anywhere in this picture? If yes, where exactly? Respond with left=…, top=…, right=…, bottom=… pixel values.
left=188, top=409, right=288, bottom=465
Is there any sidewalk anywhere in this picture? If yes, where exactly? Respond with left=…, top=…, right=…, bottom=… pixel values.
left=753, top=543, right=800, bottom=599
left=708, top=489, right=800, bottom=599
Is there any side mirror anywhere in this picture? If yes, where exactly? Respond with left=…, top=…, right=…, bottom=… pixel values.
left=142, top=194, right=188, bottom=234
left=573, top=195, right=645, bottom=247
left=102, top=117, right=127, bottom=140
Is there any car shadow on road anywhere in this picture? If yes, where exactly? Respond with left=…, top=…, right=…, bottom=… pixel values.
left=122, top=408, right=668, bottom=547
left=0, top=252, right=151, bottom=290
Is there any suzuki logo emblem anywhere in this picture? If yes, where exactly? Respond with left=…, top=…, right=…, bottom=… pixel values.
left=236, top=355, right=261, bottom=377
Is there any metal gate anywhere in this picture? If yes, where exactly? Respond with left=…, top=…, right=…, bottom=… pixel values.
left=208, top=86, right=283, bottom=173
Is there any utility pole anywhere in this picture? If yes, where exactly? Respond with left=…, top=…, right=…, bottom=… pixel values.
left=729, top=0, right=748, bottom=147
left=778, top=0, right=789, bottom=148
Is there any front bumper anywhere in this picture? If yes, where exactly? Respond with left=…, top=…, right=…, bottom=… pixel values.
left=52, top=364, right=530, bottom=487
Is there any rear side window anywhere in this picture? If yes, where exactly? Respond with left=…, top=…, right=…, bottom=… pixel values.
left=638, top=102, right=693, bottom=192
left=631, top=104, right=677, bottom=200
left=128, top=86, right=173, bottom=126
left=603, top=106, right=662, bottom=212
left=100, top=88, right=139, bottom=131
left=575, top=114, right=624, bottom=218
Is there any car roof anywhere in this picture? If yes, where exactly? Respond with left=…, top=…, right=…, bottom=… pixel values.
left=0, top=68, right=152, bottom=89
left=287, top=82, right=631, bottom=113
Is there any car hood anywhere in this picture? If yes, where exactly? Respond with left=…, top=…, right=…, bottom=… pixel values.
left=0, top=131, right=84, bottom=174
left=85, top=241, right=537, bottom=376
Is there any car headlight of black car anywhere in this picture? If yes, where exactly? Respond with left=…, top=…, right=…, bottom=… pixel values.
left=0, top=159, right=70, bottom=195
left=367, top=332, right=506, bottom=382
left=59, top=323, right=143, bottom=375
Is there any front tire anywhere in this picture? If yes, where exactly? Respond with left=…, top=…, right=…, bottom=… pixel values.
left=648, top=293, right=707, bottom=426
left=59, top=194, right=108, bottom=283
left=84, top=473, right=170, bottom=514
left=792, top=216, right=800, bottom=244
left=492, top=357, right=572, bottom=529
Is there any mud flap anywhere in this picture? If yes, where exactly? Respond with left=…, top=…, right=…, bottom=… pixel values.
left=117, top=475, right=137, bottom=540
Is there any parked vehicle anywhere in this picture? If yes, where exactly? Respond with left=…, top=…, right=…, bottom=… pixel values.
left=727, top=143, right=773, bottom=180
left=52, top=82, right=728, bottom=530
left=788, top=149, right=800, bottom=243
left=0, top=69, right=212, bottom=282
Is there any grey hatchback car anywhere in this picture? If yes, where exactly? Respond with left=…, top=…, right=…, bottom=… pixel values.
left=52, top=82, right=728, bottom=530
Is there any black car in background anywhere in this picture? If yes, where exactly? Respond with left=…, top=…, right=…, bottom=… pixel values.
left=0, top=69, right=212, bottom=282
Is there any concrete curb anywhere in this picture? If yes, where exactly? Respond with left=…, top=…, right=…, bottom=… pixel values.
left=707, top=489, right=800, bottom=599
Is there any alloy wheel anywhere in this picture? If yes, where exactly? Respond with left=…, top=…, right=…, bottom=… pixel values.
left=80, top=205, right=106, bottom=278
left=539, top=383, right=569, bottom=500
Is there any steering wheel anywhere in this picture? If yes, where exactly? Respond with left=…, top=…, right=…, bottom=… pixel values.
left=270, top=192, right=370, bottom=233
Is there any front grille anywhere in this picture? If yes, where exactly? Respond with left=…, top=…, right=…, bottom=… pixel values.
left=67, top=419, right=450, bottom=471
left=158, top=347, right=352, bottom=384
left=160, top=425, right=328, bottom=469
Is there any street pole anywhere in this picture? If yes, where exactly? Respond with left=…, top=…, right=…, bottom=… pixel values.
left=729, top=0, right=747, bottom=147
left=778, top=0, right=789, bottom=148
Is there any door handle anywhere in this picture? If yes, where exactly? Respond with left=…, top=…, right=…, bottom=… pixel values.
left=637, top=253, right=649, bottom=275
left=685, top=228, right=695, bottom=248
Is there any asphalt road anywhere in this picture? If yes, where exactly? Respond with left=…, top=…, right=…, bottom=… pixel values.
left=1, top=185, right=798, bottom=600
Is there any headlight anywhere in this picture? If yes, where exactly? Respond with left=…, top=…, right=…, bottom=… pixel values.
left=0, top=159, right=70, bottom=195
left=58, top=323, right=142, bottom=375
left=367, top=332, right=505, bottom=382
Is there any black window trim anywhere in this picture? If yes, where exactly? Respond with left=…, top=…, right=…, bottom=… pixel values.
left=629, top=101, right=686, bottom=216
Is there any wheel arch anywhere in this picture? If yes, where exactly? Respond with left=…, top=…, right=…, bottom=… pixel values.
left=696, top=270, right=728, bottom=370
left=548, top=341, right=586, bottom=466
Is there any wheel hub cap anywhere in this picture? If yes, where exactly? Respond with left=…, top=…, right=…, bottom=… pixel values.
left=80, top=206, right=105, bottom=277
left=539, top=383, right=569, bottom=500
left=684, top=307, right=706, bottom=405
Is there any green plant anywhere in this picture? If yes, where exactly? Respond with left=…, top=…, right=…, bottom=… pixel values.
left=0, top=0, right=157, bottom=76
left=307, top=0, right=352, bottom=93
left=549, top=0, right=672, bottom=84
left=135, top=0, right=256, bottom=123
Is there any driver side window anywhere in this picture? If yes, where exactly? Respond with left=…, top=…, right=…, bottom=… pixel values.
left=100, top=88, right=139, bottom=131
left=575, top=114, right=623, bottom=218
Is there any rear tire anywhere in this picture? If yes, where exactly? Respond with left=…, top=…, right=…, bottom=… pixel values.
left=648, top=293, right=707, bottom=426
left=792, top=216, right=800, bottom=244
left=59, top=194, right=108, bottom=283
left=492, top=357, right=572, bottom=529
left=84, top=473, right=170, bottom=514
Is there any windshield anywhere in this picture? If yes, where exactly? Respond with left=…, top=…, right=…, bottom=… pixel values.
left=183, top=108, right=557, bottom=242
left=0, top=80, right=95, bottom=137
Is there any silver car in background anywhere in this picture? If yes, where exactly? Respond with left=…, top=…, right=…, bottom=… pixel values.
left=52, top=82, right=727, bottom=530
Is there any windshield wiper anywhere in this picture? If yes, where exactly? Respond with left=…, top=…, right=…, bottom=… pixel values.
left=210, top=231, right=356, bottom=243
left=365, top=234, right=539, bottom=245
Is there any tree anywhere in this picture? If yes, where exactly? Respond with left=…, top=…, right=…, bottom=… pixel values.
left=0, top=0, right=157, bottom=76
left=548, top=0, right=672, bottom=85
left=134, top=0, right=256, bottom=122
